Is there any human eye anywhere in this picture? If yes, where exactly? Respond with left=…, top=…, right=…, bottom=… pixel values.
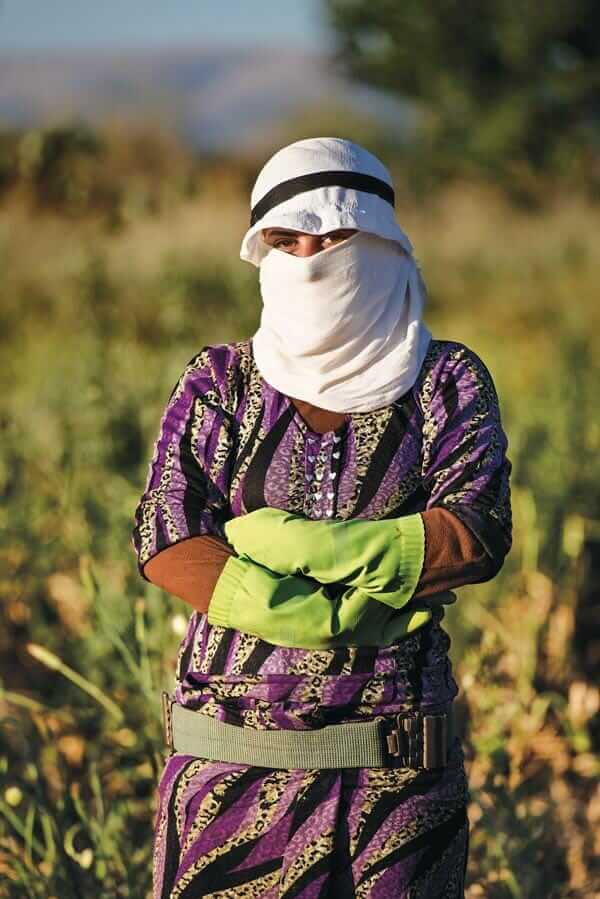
left=322, top=229, right=355, bottom=246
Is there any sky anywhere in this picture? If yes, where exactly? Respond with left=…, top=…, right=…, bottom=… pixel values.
left=0, top=0, right=330, bottom=52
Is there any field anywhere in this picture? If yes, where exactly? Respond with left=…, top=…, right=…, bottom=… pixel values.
left=0, top=128, right=599, bottom=897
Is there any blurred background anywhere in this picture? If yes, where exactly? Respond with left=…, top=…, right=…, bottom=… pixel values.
left=1, top=2, right=599, bottom=896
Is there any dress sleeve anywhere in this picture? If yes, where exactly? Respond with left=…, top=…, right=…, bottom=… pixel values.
left=419, top=342, right=512, bottom=576
left=131, top=346, right=235, bottom=580
left=143, top=534, right=236, bottom=613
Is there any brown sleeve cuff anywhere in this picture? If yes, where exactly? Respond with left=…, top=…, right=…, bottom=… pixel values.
left=143, top=535, right=235, bottom=614
left=414, top=507, right=494, bottom=598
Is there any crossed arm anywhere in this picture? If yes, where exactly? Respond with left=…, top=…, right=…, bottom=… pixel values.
left=143, top=506, right=496, bottom=647
left=134, top=343, right=512, bottom=648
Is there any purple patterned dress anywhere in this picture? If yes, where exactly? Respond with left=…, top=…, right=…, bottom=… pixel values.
left=132, top=337, right=512, bottom=898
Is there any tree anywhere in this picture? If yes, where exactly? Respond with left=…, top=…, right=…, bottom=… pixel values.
left=325, top=1, right=600, bottom=185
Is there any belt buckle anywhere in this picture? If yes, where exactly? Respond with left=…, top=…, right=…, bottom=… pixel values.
left=385, top=710, right=449, bottom=769
left=385, top=711, right=422, bottom=769
left=161, top=691, right=175, bottom=754
left=422, top=714, right=448, bottom=769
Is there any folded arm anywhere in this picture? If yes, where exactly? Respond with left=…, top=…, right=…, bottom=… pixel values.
left=221, top=505, right=494, bottom=608
left=143, top=505, right=489, bottom=616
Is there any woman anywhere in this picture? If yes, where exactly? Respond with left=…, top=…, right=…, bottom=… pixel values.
left=132, top=137, right=512, bottom=898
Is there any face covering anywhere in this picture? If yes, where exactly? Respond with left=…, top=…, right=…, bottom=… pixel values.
left=252, top=230, right=432, bottom=413
left=242, top=137, right=432, bottom=412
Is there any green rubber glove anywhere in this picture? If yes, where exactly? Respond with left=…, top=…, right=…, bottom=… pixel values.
left=223, top=507, right=425, bottom=610
left=207, top=553, right=432, bottom=649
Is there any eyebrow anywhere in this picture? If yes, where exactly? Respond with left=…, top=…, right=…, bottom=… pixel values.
left=263, top=228, right=353, bottom=238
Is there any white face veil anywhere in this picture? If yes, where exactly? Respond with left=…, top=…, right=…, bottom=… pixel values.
left=240, top=137, right=432, bottom=413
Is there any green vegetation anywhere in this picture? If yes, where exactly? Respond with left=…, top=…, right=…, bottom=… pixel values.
left=326, top=1, right=600, bottom=197
left=0, top=126, right=599, bottom=897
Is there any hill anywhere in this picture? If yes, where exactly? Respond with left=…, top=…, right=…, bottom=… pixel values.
left=0, top=44, right=412, bottom=150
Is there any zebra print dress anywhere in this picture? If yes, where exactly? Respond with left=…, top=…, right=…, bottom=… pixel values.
left=132, top=337, right=512, bottom=898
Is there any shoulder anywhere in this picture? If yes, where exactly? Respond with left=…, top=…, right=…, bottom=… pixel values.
left=413, top=338, right=501, bottom=415
left=168, top=339, right=253, bottom=414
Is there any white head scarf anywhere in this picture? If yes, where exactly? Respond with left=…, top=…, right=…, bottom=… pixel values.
left=240, top=137, right=432, bottom=413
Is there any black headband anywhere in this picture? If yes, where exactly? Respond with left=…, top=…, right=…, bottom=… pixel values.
left=250, top=170, right=395, bottom=227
